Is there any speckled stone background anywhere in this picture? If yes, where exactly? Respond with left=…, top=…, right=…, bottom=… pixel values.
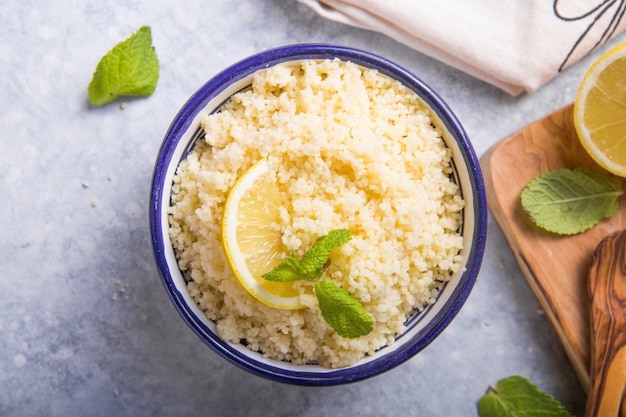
left=2, top=1, right=623, bottom=416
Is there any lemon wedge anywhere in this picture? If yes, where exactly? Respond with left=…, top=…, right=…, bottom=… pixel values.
left=221, top=159, right=306, bottom=309
left=574, top=42, right=626, bottom=178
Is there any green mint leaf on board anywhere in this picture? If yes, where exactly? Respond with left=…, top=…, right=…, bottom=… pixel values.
left=477, top=376, right=574, bottom=417
left=521, top=168, right=622, bottom=235
left=314, top=279, right=373, bottom=338
left=300, top=229, right=352, bottom=279
left=88, top=26, right=159, bottom=106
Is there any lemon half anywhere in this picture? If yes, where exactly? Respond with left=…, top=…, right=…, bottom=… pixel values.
left=574, top=42, right=626, bottom=177
left=221, top=159, right=306, bottom=309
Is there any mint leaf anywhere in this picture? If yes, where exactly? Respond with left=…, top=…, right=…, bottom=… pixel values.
left=88, top=25, right=159, bottom=106
left=478, top=376, right=574, bottom=417
left=262, top=229, right=371, bottom=338
left=262, top=256, right=303, bottom=282
left=263, top=229, right=352, bottom=282
left=478, top=376, right=574, bottom=416
left=314, top=279, right=373, bottom=338
left=521, top=168, right=622, bottom=235
left=300, top=229, right=352, bottom=279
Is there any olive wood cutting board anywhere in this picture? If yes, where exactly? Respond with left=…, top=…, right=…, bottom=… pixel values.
left=480, top=103, right=626, bottom=394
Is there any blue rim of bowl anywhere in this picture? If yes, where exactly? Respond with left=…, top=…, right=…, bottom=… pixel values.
left=150, top=43, right=488, bottom=386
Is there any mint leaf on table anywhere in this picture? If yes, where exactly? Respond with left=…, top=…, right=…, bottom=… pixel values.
left=315, top=279, right=373, bottom=338
left=263, top=229, right=373, bottom=338
left=478, top=376, right=575, bottom=417
left=521, top=168, right=623, bottom=235
left=88, top=25, right=159, bottom=106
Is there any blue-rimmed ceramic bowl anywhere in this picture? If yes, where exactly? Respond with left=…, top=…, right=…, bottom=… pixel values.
left=150, top=44, right=487, bottom=386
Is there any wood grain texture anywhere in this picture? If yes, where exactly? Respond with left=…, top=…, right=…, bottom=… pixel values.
left=586, top=229, right=626, bottom=417
left=480, top=104, right=626, bottom=393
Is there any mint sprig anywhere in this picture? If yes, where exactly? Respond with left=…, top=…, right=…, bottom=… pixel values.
left=478, top=376, right=574, bottom=417
left=263, top=229, right=373, bottom=338
left=521, top=168, right=623, bottom=235
left=263, top=229, right=352, bottom=282
left=88, top=26, right=160, bottom=106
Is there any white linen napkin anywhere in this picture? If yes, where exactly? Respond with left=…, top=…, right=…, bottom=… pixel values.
left=298, top=0, right=626, bottom=95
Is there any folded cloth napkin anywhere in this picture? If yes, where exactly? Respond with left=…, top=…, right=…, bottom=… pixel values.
left=298, top=0, right=626, bottom=95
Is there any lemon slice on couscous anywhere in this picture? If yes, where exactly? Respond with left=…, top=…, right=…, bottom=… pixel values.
left=574, top=42, right=626, bottom=178
left=221, top=159, right=306, bottom=309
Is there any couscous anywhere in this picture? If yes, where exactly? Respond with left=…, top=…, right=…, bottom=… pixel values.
left=168, top=59, right=464, bottom=368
